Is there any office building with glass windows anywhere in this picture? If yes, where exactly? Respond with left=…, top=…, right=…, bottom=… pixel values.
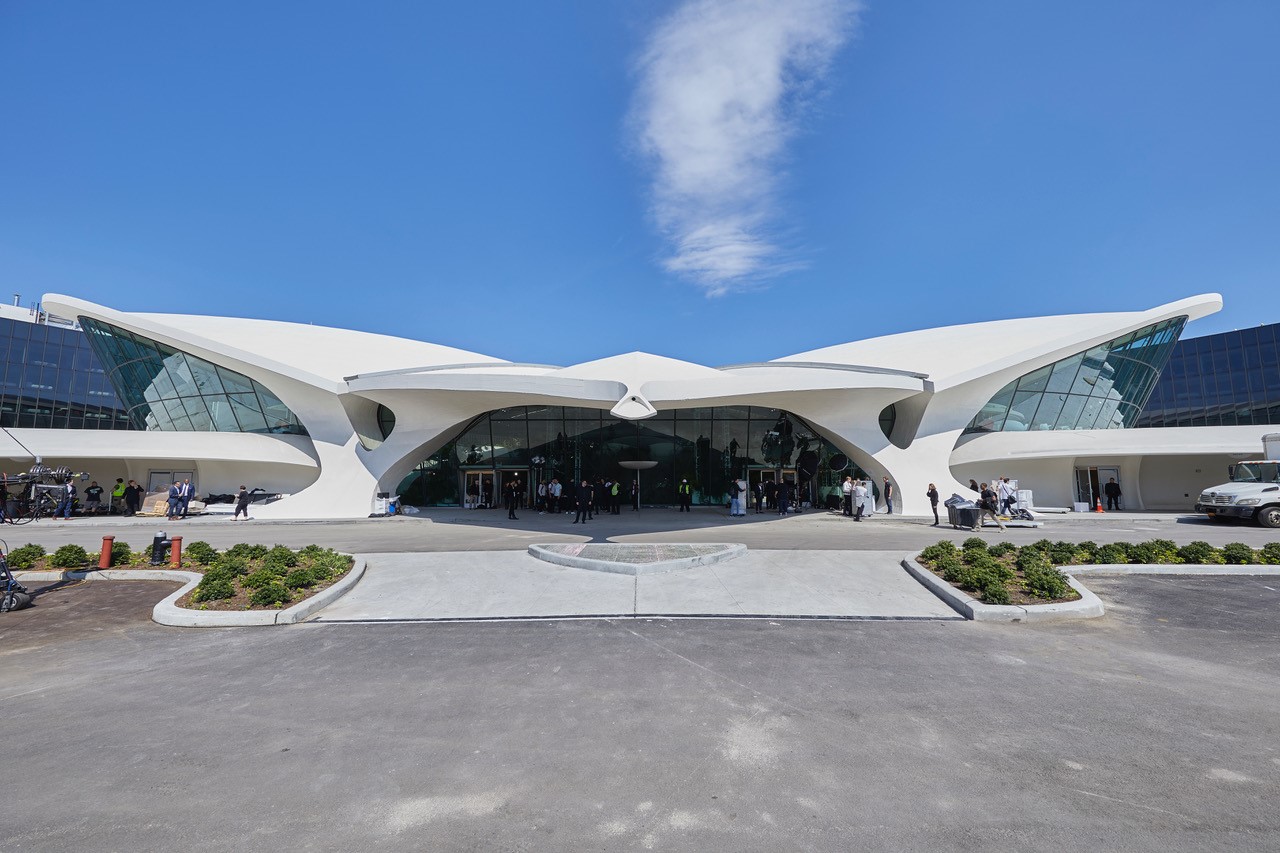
left=16, top=291, right=1271, bottom=519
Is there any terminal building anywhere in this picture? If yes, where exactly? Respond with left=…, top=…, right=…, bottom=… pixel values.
left=0, top=292, right=1274, bottom=518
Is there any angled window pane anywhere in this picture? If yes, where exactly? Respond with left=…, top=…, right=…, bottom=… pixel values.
left=228, top=394, right=269, bottom=432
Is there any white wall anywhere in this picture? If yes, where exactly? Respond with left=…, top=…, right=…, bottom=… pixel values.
left=1139, top=454, right=1236, bottom=511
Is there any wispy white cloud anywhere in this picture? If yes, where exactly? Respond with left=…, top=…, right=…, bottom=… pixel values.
left=631, top=0, right=859, bottom=296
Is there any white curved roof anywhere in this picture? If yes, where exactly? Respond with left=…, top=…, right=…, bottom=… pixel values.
left=43, top=295, right=507, bottom=385
left=777, top=294, right=1221, bottom=388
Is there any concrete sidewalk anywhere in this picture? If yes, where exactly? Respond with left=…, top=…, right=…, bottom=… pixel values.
left=313, top=549, right=961, bottom=622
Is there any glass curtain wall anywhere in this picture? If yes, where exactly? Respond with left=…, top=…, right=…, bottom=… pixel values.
left=963, top=317, right=1187, bottom=434
left=397, top=405, right=868, bottom=508
left=79, top=318, right=308, bottom=435
left=1136, top=322, right=1280, bottom=427
left=0, top=315, right=131, bottom=429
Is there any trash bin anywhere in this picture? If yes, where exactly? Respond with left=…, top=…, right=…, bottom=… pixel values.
left=954, top=506, right=981, bottom=530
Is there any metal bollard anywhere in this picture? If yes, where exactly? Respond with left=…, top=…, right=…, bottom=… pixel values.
left=149, top=531, right=172, bottom=566
left=169, top=536, right=183, bottom=568
left=98, top=535, right=115, bottom=570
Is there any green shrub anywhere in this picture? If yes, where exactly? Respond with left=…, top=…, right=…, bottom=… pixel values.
left=184, top=541, right=218, bottom=565
left=50, top=544, right=90, bottom=569
left=210, top=554, right=249, bottom=576
left=242, top=568, right=280, bottom=590
left=919, top=542, right=958, bottom=563
left=987, top=541, right=1017, bottom=558
left=1075, top=541, right=1099, bottom=563
left=249, top=582, right=292, bottom=607
left=1095, top=543, right=1128, bottom=564
left=264, top=545, right=298, bottom=571
left=1024, top=563, right=1071, bottom=600
left=284, top=568, right=317, bottom=590
left=192, top=572, right=236, bottom=602
left=1049, top=541, right=1078, bottom=565
left=307, top=562, right=334, bottom=583
left=7, top=543, right=46, bottom=569
left=226, top=543, right=269, bottom=561
left=298, top=544, right=329, bottom=560
left=937, top=556, right=968, bottom=585
left=1222, top=543, right=1256, bottom=565
left=1176, top=541, right=1222, bottom=565
left=108, top=540, right=132, bottom=567
left=962, top=537, right=987, bottom=552
left=979, top=578, right=1011, bottom=605
left=1261, top=543, right=1280, bottom=565
left=1028, top=539, right=1055, bottom=554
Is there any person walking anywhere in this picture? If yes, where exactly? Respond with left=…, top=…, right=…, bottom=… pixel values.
left=1104, top=477, right=1122, bottom=511
left=234, top=485, right=252, bottom=521
left=611, top=479, right=621, bottom=514
left=677, top=479, right=692, bottom=512
left=763, top=479, right=776, bottom=512
left=927, top=483, right=940, bottom=525
left=56, top=479, right=77, bottom=519
left=776, top=480, right=790, bottom=516
left=537, top=480, right=547, bottom=514
left=853, top=480, right=868, bottom=521
left=977, top=482, right=1007, bottom=531
left=728, top=477, right=743, bottom=517
left=882, top=477, right=894, bottom=514
left=572, top=479, right=591, bottom=524
left=998, top=477, right=1016, bottom=515
left=505, top=480, right=519, bottom=520
left=631, top=479, right=639, bottom=511
left=841, top=476, right=855, bottom=517
left=548, top=479, right=561, bottom=514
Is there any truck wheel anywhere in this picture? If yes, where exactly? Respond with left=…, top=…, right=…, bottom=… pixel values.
left=1258, top=506, right=1280, bottom=529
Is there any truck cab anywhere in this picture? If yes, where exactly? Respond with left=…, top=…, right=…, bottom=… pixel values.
left=1195, top=459, right=1280, bottom=528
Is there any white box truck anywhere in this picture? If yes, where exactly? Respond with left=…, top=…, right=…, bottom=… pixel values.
left=1194, top=433, right=1280, bottom=528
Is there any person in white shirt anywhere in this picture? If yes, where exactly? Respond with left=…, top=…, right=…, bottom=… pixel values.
left=997, top=478, right=1016, bottom=515
left=853, top=481, right=868, bottom=522
left=841, top=476, right=855, bottom=517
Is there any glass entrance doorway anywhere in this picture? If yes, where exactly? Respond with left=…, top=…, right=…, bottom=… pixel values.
left=1075, top=466, right=1120, bottom=510
left=749, top=468, right=797, bottom=509
left=462, top=470, right=495, bottom=509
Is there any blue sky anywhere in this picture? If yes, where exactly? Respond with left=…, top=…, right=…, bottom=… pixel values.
left=2, top=1, right=1276, bottom=366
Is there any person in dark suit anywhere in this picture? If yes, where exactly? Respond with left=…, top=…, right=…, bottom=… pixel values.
left=573, top=480, right=592, bottom=524
left=763, top=480, right=776, bottom=511
left=752, top=480, right=763, bottom=513
left=1104, top=478, right=1122, bottom=511
left=179, top=478, right=194, bottom=518
left=167, top=482, right=182, bottom=520
left=776, top=480, right=791, bottom=515
left=504, top=480, right=519, bottom=519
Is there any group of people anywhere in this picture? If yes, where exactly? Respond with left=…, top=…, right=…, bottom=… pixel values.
left=503, top=477, right=639, bottom=521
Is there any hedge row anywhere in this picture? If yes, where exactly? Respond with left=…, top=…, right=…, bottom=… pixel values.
left=918, top=538, right=1280, bottom=606
left=190, top=544, right=352, bottom=608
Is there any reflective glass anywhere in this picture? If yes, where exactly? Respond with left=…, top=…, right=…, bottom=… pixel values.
left=78, top=317, right=306, bottom=435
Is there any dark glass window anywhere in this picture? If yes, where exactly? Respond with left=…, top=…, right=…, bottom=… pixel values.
left=78, top=317, right=307, bottom=435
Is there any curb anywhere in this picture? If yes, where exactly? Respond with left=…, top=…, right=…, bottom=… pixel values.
left=151, top=559, right=367, bottom=626
left=15, top=560, right=367, bottom=627
left=900, top=552, right=1105, bottom=622
left=527, top=543, right=746, bottom=576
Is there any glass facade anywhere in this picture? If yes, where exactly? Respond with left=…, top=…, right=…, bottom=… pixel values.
left=1137, top=322, right=1280, bottom=427
left=80, top=318, right=307, bottom=435
left=397, top=405, right=870, bottom=507
left=0, top=314, right=131, bottom=430
left=963, top=317, right=1186, bottom=434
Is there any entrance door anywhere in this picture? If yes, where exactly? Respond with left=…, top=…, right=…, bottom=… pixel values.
left=462, top=471, right=497, bottom=508
left=497, top=469, right=528, bottom=509
left=1074, top=466, right=1120, bottom=510
left=148, top=470, right=194, bottom=494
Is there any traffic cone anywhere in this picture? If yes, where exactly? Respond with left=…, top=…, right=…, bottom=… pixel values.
left=1094, top=497, right=1105, bottom=513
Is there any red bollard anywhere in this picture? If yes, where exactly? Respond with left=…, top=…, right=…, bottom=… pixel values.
left=99, top=535, right=115, bottom=570
left=169, top=536, right=182, bottom=568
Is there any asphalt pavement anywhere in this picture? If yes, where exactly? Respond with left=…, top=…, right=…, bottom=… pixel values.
left=2, top=575, right=1277, bottom=851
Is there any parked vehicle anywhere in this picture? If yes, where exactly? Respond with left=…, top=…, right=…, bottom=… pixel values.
left=1194, top=434, right=1280, bottom=528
